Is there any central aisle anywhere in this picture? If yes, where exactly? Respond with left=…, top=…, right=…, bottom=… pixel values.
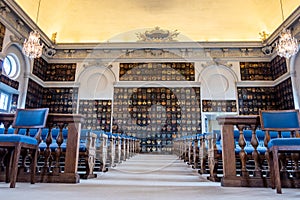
left=95, top=154, right=210, bottom=187
left=2, top=154, right=299, bottom=200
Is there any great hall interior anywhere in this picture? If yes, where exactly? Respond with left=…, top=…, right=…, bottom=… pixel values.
left=1, top=0, right=300, bottom=199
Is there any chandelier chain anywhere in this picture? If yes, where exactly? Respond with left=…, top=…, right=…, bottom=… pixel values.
left=22, top=0, right=44, bottom=59
left=36, top=0, right=42, bottom=24
left=280, top=0, right=284, bottom=21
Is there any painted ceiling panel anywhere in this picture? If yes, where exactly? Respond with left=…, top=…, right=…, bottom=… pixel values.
left=15, top=0, right=300, bottom=43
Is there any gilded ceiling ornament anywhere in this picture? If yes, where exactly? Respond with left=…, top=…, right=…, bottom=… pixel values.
left=136, top=26, right=179, bottom=42
left=51, top=32, right=57, bottom=44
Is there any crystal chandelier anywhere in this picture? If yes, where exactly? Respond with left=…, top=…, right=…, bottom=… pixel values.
left=275, top=0, right=299, bottom=59
left=23, top=30, right=44, bottom=59
left=22, top=0, right=44, bottom=59
left=276, top=28, right=298, bottom=59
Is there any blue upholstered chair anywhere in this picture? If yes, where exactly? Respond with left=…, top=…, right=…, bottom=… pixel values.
left=0, top=108, right=49, bottom=188
left=260, top=109, right=300, bottom=194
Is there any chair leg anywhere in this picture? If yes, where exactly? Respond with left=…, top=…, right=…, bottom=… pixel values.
left=5, top=149, right=12, bottom=183
left=30, top=149, right=38, bottom=184
left=273, top=150, right=282, bottom=194
left=269, top=151, right=275, bottom=189
left=10, top=144, right=21, bottom=188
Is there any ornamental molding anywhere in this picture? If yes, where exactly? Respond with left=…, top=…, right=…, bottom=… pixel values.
left=82, top=61, right=112, bottom=69
left=51, top=47, right=269, bottom=62
left=201, top=59, right=233, bottom=68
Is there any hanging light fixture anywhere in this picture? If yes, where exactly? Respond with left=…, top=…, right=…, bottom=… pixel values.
left=275, top=0, right=299, bottom=59
left=22, top=0, right=44, bottom=59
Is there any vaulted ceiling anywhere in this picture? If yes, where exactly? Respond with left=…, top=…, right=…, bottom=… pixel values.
left=15, top=0, right=300, bottom=43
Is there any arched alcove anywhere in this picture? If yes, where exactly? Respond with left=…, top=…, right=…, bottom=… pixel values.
left=199, top=64, right=237, bottom=99
left=199, top=64, right=238, bottom=132
left=290, top=49, right=300, bottom=109
left=77, top=65, right=116, bottom=99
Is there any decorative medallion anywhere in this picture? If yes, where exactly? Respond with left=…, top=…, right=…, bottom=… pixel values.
left=136, top=26, right=179, bottom=42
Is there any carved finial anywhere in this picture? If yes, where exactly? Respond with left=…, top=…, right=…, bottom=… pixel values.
left=51, top=32, right=57, bottom=44
left=259, top=31, right=269, bottom=43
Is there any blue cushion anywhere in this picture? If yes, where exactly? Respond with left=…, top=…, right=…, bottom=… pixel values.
left=0, top=134, right=38, bottom=145
left=268, top=138, right=300, bottom=149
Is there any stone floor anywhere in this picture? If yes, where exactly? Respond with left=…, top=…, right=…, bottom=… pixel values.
left=1, top=154, right=300, bottom=200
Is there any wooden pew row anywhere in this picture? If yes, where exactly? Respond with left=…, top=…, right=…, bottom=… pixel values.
left=0, top=113, right=140, bottom=184
left=208, top=115, right=300, bottom=188
left=173, top=133, right=208, bottom=174
left=96, top=132, right=139, bottom=171
left=174, top=115, right=300, bottom=190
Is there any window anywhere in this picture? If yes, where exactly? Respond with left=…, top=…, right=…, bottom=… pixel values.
left=3, top=54, right=19, bottom=79
left=0, top=90, right=10, bottom=112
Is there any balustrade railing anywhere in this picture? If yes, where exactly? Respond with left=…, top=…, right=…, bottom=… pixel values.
left=216, top=115, right=300, bottom=188
left=0, top=113, right=84, bottom=183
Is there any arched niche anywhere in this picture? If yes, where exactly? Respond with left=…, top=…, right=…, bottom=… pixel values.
left=199, top=65, right=237, bottom=100
left=199, top=64, right=238, bottom=132
left=77, top=65, right=116, bottom=99
left=290, top=49, right=300, bottom=109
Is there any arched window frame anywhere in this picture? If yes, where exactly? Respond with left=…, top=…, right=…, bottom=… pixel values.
left=2, top=54, right=20, bottom=80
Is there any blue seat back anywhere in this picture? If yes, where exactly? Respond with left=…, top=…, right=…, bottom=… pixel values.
left=12, top=108, right=49, bottom=129
left=260, top=110, right=300, bottom=131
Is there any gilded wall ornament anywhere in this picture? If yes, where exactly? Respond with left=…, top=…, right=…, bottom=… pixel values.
left=136, top=26, right=179, bottom=42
